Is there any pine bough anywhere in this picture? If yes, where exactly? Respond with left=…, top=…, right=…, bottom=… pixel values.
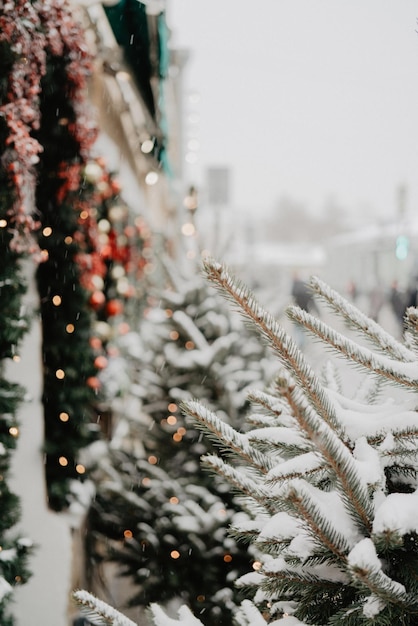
left=75, top=260, right=418, bottom=625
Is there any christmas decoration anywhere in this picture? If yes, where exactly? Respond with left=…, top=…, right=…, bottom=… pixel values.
left=31, top=0, right=101, bottom=512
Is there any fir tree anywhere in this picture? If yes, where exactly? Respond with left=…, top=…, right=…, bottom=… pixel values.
left=77, top=259, right=418, bottom=626
left=86, top=255, right=276, bottom=624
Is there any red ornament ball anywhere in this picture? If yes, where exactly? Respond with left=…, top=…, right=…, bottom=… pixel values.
left=94, top=355, right=108, bottom=370
left=90, top=291, right=105, bottom=309
left=86, top=376, right=101, bottom=390
left=106, top=299, right=124, bottom=316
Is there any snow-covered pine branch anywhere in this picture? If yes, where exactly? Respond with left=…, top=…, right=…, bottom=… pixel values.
left=203, top=258, right=341, bottom=435
left=288, top=304, right=418, bottom=388
left=309, top=275, right=416, bottom=362
left=73, top=590, right=137, bottom=625
left=181, top=399, right=274, bottom=472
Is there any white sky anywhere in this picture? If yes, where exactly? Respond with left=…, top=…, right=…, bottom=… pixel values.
left=166, top=1, right=418, bottom=220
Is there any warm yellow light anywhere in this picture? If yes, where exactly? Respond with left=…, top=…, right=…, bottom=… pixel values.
left=148, top=455, right=158, bottom=465
left=12, top=355, right=20, bottom=362
left=169, top=331, right=179, bottom=340
left=173, top=433, right=182, bottom=442
left=56, top=369, right=65, bottom=379
left=79, top=210, right=89, bottom=219
left=64, top=236, right=73, bottom=244
left=59, top=412, right=69, bottom=422
left=168, top=403, right=177, bottom=412
left=167, top=415, right=177, bottom=426
left=9, top=427, right=19, bottom=437
left=177, top=427, right=186, bottom=436
left=66, top=324, right=75, bottom=333
left=124, top=529, right=133, bottom=539
left=196, top=595, right=205, bottom=602
left=40, top=249, right=49, bottom=261
left=0, top=219, right=7, bottom=228
left=76, top=464, right=86, bottom=474
left=169, top=496, right=179, bottom=505
left=170, top=550, right=180, bottom=559
left=185, top=341, right=194, bottom=350
left=52, top=295, right=62, bottom=306
left=42, top=226, right=52, bottom=237
left=141, top=138, right=154, bottom=154
left=145, top=171, right=159, bottom=186
left=223, top=554, right=233, bottom=563
left=252, top=561, right=262, bottom=571
left=181, top=222, right=195, bottom=236
left=59, top=456, right=68, bottom=466
left=141, top=477, right=150, bottom=486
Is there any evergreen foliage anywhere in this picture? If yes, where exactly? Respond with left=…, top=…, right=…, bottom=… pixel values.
left=145, top=259, right=418, bottom=625
left=86, top=256, right=276, bottom=624
left=33, top=6, right=100, bottom=511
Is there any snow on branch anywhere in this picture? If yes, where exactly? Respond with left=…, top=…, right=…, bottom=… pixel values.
left=182, top=399, right=274, bottom=472
left=309, top=276, right=416, bottom=362
left=202, top=258, right=340, bottom=435
left=288, top=304, right=418, bottom=388
left=73, top=590, right=137, bottom=625
left=149, top=603, right=205, bottom=625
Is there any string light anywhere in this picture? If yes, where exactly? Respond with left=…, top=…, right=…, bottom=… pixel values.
left=196, top=595, right=205, bottom=602
left=66, top=324, right=74, bottom=333
left=165, top=309, right=173, bottom=317
left=79, top=210, right=89, bottom=220
left=75, top=464, right=86, bottom=474
left=185, top=341, right=195, bottom=350
left=167, top=415, right=177, bottom=426
left=141, top=138, right=154, bottom=154
left=64, top=236, right=73, bottom=244
left=124, top=529, right=133, bottom=539
left=173, top=433, right=182, bottom=442
left=145, top=171, right=159, bottom=186
left=42, top=226, right=52, bottom=236
left=169, top=331, right=179, bottom=340
left=223, top=554, right=233, bottom=563
left=59, top=412, right=69, bottom=422
left=0, top=219, right=7, bottom=227
left=181, top=222, right=195, bottom=236
left=148, top=455, right=158, bottom=465
left=9, top=427, right=19, bottom=437
left=170, top=550, right=180, bottom=559
left=12, top=355, right=20, bottom=362
left=58, top=456, right=68, bottom=466
left=168, top=403, right=178, bottom=412
left=252, top=561, right=262, bottom=570
left=141, top=477, right=150, bottom=486
left=52, top=295, right=62, bottom=306
left=169, top=496, right=179, bottom=505
left=56, top=369, right=65, bottom=379
left=40, top=249, right=49, bottom=261
left=177, top=427, right=186, bottom=436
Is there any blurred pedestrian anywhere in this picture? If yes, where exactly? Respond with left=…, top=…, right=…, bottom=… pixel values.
left=388, top=280, right=406, bottom=335
left=291, top=273, right=318, bottom=314
left=368, top=284, right=384, bottom=322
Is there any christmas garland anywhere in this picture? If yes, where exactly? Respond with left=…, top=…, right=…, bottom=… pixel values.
left=0, top=0, right=45, bottom=621
left=32, top=0, right=102, bottom=512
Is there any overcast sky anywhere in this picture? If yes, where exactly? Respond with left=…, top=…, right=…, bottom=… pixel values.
left=166, top=1, right=418, bottom=220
